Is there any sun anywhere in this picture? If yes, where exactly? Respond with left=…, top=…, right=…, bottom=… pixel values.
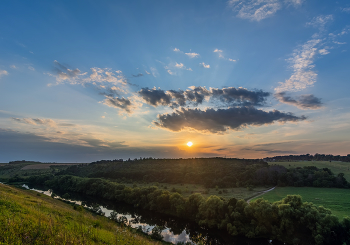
left=187, top=141, right=193, bottom=147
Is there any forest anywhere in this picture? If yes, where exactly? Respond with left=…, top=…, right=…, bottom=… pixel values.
left=27, top=174, right=350, bottom=245
left=55, top=158, right=349, bottom=188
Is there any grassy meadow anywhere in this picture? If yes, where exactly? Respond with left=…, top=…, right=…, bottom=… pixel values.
left=251, top=187, right=350, bottom=219
left=271, top=161, right=350, bottom=181
left=0, top=183, right=168, bottom=245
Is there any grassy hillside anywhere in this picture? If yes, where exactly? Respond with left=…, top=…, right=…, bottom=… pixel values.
left=251, top=187, right=350, bottom=219
left=0, top=183, right=168, bottom=245
left=271, top=161, right=350, bottom=181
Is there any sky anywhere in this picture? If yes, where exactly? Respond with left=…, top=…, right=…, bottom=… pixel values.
left=1, top=0, right=350, bottom=162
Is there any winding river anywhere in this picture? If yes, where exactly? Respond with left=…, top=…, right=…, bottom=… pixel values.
left=20, top=184, right=282, bottom=245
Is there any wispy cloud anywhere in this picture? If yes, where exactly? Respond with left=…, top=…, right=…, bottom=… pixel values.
left=342, top=7, right=350, bottom=13
left=185, top=52, right=200, bottom=58
left=275, top=38, right=321, bottom=92
left=214, top=49, right=236, bottom=62
left=150, top=67, right=159, bottom=77
left=173, top=47, right=200, bottom=58
left=306, top=15, right=333, bottom=31
left=228, top=0, right=303, bottom=21
left=48, top=61, right=128, bottom=87
left=275, top=92, right=323, bottom=110
left=132, top=73, right=143, bottom=77
left=11, top=117, right=60, bottom=128
left=200, top=62, right=210, bottom=68
left=0, top=69, right=8, bottom=78
left=319, top=48, right=329, bottom=55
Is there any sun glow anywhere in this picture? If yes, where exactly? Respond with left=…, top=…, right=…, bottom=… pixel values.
left=187, top=141, right=193, bottom=147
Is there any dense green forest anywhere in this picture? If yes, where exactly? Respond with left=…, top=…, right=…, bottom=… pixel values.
left=55, top=158, right=349, bottom=188
left=27, top=174, right=350, bottom=245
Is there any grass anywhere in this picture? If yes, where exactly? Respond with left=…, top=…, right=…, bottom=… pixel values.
left=0, top=183, right=168, bottom=245
left=251, top=187, right=350, bottom=219
left=124, top=182, right=274, bottom=200
left=271, top=161, right=350, bottom=181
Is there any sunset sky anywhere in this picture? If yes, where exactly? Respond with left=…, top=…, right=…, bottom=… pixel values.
left=1, top=0, right=350, bottom=162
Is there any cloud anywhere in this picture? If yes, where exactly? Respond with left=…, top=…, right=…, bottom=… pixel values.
left=185, top=52, right=200, bottom=58
left=138, top=88, right=172, bottom=106
left=145, top=70, right=151, bottom=75
left=213, top=49, right=236, bottom=61
left=342, top=7, right=350, bottom=13
left=285, top=0, right=304, bottom=6
left=228, top=0, right=281, bottom=21
left=102, top=97, right=133, bottom=113
left=175, top=63, right=184, bottom=68
left=228, top=0, right=304, bottom=21
left=154, top=107, right=306, bottom=134
left=0, top=69, right=9, bottom=78
left=11, top=117, right=57, bottom=127
left=132, top=73, right=143, bottom=77
left=306, top=15, right=333, bottom=31
left=319, top=49, right=329, bottom=55
left=150, top=67, right=159, bottom=77
left=173, top=48, right=181, bottom=52
left=210, top=87, right=270, bottom=106
left=137, top=86, right=270, bottom=108
left=275, top=39, right=321, bottom=92
left=200, top=62, right=210, bottom=68
left=214, top=49, right=224, bottom=58
left=28, top=66, right=35, bottom=71
left=48, top=61, right=128, bottom=87
left=275, top=92, right=323, bottom=109
left=167, top=70, right=175, bottom=75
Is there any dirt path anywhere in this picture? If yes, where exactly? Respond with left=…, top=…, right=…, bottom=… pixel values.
left=247, top=186, right=276, bottom=204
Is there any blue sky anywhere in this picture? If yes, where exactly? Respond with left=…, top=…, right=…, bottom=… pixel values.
left=1, top=0, right=350, bottom=162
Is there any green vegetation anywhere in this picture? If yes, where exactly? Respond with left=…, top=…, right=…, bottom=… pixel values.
left=251, top=187, right=350, bottom=219
left=27, top=174, right=350, bottom=245
left=124, top=182, right=273, bottom=200
left=0, top=184, right=168, bottom=245
left=57, top=158, right=350, bottom=189
left=271, top=161, right=350, bottom=181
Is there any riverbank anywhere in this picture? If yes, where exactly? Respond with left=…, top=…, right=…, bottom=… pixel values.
left=0, top=183, right=169, bottom=245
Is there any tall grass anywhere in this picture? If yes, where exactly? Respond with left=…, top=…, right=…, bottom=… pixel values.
left=0, top=184, right=167, bottom=245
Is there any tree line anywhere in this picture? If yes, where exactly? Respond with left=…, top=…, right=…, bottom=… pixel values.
left=264, top=153, right=350, bottom=162
left=28, top=174, right=350, bottom=245
left=56, top=158, right=349, bottom=189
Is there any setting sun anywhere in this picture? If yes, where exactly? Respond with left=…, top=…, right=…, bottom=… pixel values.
left=187, top=142, right=193, bottom=147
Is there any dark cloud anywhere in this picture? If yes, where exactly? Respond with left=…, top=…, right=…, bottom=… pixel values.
left=132, top=73, right=143, bottom=78
left=138, top=86, right=270, bottom=108
left=184, top=86, right=210, bottom=104
left=210, top=87, right=270, bottom=106
left=11, top=117, right=57, bottom=127
left=154, top=107, right=306, bottom=134
left=167, top=90, right=186, bottom=108
left=275, top=92, right=323, bottom=109
left=103, top=97, right=133, bottom=113
left=138, top=88, right=172, bottom=106
left=53, top=60, right=81, bottom=80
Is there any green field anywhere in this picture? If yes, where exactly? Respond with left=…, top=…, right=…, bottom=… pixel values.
left=0, top=184, right=167, bottom=245
left=252, top=187, right=350, bottom=219
left=271, top=161, right=350, bottom=181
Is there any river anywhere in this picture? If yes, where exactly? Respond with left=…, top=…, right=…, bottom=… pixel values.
left=21, top=184, right=282, bottom=245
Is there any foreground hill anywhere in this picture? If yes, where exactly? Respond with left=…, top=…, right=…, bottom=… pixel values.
left=0, top=183, right=167, bottom=245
